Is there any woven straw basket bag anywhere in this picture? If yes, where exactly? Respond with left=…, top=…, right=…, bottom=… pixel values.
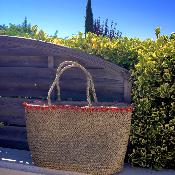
left=23, top=61, right=132, bottom=175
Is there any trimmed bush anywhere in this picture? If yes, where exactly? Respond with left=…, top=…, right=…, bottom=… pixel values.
left=61, top=32, right=140, bottom=70
left=130, top=36, right=175, bottom=169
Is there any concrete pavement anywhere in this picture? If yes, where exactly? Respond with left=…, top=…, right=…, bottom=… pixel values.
left=0, top=147, right=174, bottom=175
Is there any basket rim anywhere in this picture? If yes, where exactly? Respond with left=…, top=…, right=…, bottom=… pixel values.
left=22, top=102, right=133, bottom=112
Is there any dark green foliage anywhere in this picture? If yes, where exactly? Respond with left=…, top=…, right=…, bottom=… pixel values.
left=0, top=18, right=58, bottom=42
left=93, top=18, right=122, bottom=38
left=0, top=17, right=32, bottom=36
left=170, top=32, right=175, bottom=40
left=0, top=24, right=8, bottom=34
left=85, top=0, right=94, bottom=34
left=85, top=0, right=122, bottom=38
left=22, top=16, right=32, bottom=33
left=155, top=27, right=161, bottom=39
left=130, top=35, right=175, bottom=169
left=0, top=24, right=7, bottom=30
left=61, top=32, right=140, bottom=70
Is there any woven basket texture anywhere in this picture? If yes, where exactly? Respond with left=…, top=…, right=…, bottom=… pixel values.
left=25, top=108, right=131, bottom=175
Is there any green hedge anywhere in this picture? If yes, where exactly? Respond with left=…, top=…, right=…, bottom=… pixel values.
left=61, top=32, right=140, bottom=70
left=130, top=36, right=175, bottom=169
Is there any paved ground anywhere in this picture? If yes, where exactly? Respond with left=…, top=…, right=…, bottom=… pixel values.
left=0, top=168, right=40, bottom=175
left=0, top=147, right=174, bottom=175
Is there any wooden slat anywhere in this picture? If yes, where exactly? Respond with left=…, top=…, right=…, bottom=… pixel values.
left=0, top=126, right=28, bottom=150
left=0, top=115, right=25, bottom=126
left=0, top=77, right=53, bottom=89
left=60, top=89, right=124, bottom=102
left=124, top=79, right=132, bottom=103
left=48, top=55, right=54, bottom=68
left=0, top=89, right=48, bottom=98
left=0, top=67, right=52, bottom=79
left=96, top=90, right=124, bottom=102
left=0, top=67, right=55, bottom=97
left=0, top=47, right=47, bottom=56
left=0, top=56, right=48, bottom=67
left=0, top=67, right=124, bottom=97
left=0, top=80, right=124, bottom=98
left=0, top=98, right=32, bottom=126
left=0, top=67, right=123, bottom=80
left=0, top=55, right=105, bottom=69
left=0, top=79, right=123, bottom=90
left=70, top=68, right=124, bottom=80
left=0, top=126, right=27, bottom=141
left=54, top=56, right=104, bottom=69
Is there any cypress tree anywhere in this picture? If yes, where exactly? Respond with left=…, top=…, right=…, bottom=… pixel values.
left=85, top=0, right=93, bottom=34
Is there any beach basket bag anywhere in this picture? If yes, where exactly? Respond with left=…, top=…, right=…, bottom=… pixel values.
left=23, top=61, right=132, bottom=175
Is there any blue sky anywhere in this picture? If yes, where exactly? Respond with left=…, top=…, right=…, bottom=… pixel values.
left=1, top=0, right=175, bottom=39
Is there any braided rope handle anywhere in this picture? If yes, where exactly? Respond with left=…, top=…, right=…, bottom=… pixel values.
left=54, top=61, right=85, bottom=100
left=55, top=61, right=78, bottom=75
left=54, top=61, right=76, bottom=100
left=47, top=61, right=97, bottom=106
left=56, top=62, right=97, bottom=103
left=55, top=61, right=97, bottom=103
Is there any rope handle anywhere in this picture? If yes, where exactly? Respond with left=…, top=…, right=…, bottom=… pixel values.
left=49, top=61, right=96, bottom=102
left=54, top=61, right=85, bottom=98
left=55, top=61, right=79, bottom=76
left=48, top=61, right=79, bottom=103
left=55, top=61, right=97, bottom=102
left=47, top=61, right=97, bottom=106
left=56, top=63, right=97, bottom=103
